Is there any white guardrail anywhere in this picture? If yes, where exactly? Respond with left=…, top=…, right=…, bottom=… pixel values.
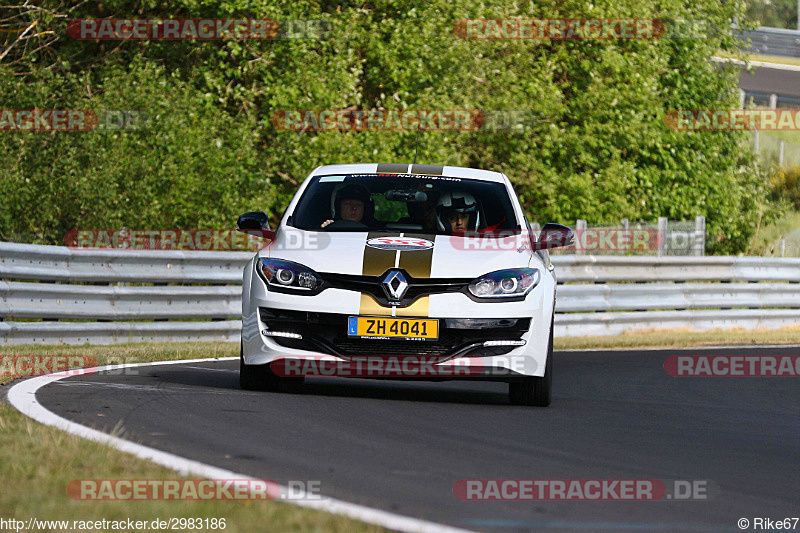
left=1, top=242, right=800, bottom=344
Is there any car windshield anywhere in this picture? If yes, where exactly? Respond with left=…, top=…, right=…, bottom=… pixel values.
left=288, top=173, right=521, bottom=235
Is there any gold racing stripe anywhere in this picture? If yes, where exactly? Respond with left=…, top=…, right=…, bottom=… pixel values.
left=359, top=293, right=392, bottom=316
left=359, top=232, right=397, bottom=316
left=396, top=233, right=434, bottom=317
left=361, top=231, right=398, bottom=276
left=358, top=232, right=435, bottom=318
left=398, top=233, right=434, bottom=279
left=395, top=296, right=429, bottom=317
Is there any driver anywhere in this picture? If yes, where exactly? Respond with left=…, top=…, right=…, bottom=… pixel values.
left=321, top=184, right=373, bottom=228
left=436, top=190, right=480, bottom=233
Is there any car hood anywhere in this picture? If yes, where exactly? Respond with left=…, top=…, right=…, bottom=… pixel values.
left=258, top=227, right=536, bottom=278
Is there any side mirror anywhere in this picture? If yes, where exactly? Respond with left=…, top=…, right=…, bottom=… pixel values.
left=236, top=211, right=271, bottom=232
left=533, top=223, right=574, bottom=250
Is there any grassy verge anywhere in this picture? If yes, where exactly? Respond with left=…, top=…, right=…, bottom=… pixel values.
left=715, top=51, right=800, bottom=67
left=555, top=326, right=800, bottom=350
left=0, top=343, right=383, bottom=533
left=3, top=331, right=800, bottom=530
left=747, top=209, right=800, bottom=256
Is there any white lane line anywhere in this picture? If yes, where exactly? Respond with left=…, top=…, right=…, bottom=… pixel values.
left=52, top=381, right=243, bottom=396
left=181, top=365, right=238, bottom=373
left=7, top=357, right=473, bottom=533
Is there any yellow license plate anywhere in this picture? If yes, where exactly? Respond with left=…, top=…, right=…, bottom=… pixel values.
left=347, top=316, right=439, bottom=340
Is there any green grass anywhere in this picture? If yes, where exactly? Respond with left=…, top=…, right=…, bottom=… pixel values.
left=747, top=209, right=800, bottom=256
left=760, top=130, right=800, bottom=146
left=1, top=343, right=383, bottom=533
left=556, top=326, right=800, bottom=350
left=0, top=342, right=238, bottom=386
left=756, top=132, right=800, bottom=168
left=716, top=51, right=800, bottom=67
left=743, top=53, right=800, bottom=67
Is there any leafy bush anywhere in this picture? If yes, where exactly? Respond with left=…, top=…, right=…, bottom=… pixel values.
left=0, top=0, right=776, bottom=254
left=770, top=166, right=800, bottom=210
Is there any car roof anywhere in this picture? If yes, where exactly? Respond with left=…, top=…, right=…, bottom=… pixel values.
left=308, top=163, right=507, bottom=183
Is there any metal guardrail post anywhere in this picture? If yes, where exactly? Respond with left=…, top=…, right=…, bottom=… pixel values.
left=695, top=216, right=706, bottom=256
left=575, top=219, right=587, bottom=255
left=658, top=217, right=668, bottom=257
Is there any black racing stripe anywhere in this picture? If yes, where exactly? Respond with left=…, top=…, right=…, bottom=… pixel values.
left=376, top=163, right=409, bottom=174
left=410, top=164, right=443, bottom=176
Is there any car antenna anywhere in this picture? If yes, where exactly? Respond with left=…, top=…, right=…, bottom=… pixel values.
left=413, top=123, right=421, bottom=164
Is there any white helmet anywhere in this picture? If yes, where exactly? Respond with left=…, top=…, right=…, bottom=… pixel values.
left=436, top=190, right=480, bottom=232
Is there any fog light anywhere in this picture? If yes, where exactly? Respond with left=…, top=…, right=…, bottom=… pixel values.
left=482, top=340, right=526, bottom=347
left=262, top=330, right=303, bottom=339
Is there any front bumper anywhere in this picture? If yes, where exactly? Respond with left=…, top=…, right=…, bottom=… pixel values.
left=241, top=256, right=555, bottom=378
left=260, top=307, right=529, bottom=358
left=243, top=307, right=549, bottom=378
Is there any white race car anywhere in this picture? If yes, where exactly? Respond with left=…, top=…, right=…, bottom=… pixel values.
left=238, top=163, right=573, bottom=406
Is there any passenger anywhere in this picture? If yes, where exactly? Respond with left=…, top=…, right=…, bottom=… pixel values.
left=436, top=190, right=481, bottom=233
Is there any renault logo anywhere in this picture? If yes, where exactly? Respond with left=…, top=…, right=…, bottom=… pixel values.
left=382, top=270, right=409, bottom=302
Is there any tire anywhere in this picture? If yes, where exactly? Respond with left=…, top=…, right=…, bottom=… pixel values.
left=508, top=315, right=553, bottom=407
left=239, top=342, right=304, bottom=392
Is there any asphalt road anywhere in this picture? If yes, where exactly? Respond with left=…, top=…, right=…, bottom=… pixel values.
left=736, top=63, right=800, bottom=99
left=35, top=346, right=800, bottom=532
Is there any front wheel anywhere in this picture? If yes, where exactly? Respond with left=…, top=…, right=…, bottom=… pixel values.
left=508, top=316, right=553, bottom=407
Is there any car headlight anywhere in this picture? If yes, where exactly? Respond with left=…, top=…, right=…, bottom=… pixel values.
left=468, top=268, right=540, bottom=299
left=258, top=258, right=322, bottom=291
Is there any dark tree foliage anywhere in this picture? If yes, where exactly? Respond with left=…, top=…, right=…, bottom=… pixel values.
left=0, top=0, right=776, bottom=253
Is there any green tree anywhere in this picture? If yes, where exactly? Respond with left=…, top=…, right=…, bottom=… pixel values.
left=0, top=0, right=777, bottom=254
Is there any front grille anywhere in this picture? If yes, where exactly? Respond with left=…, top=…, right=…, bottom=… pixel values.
left=259, top=307, right=529, bottom=358
left=323, top=272, right=471, bottom=307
